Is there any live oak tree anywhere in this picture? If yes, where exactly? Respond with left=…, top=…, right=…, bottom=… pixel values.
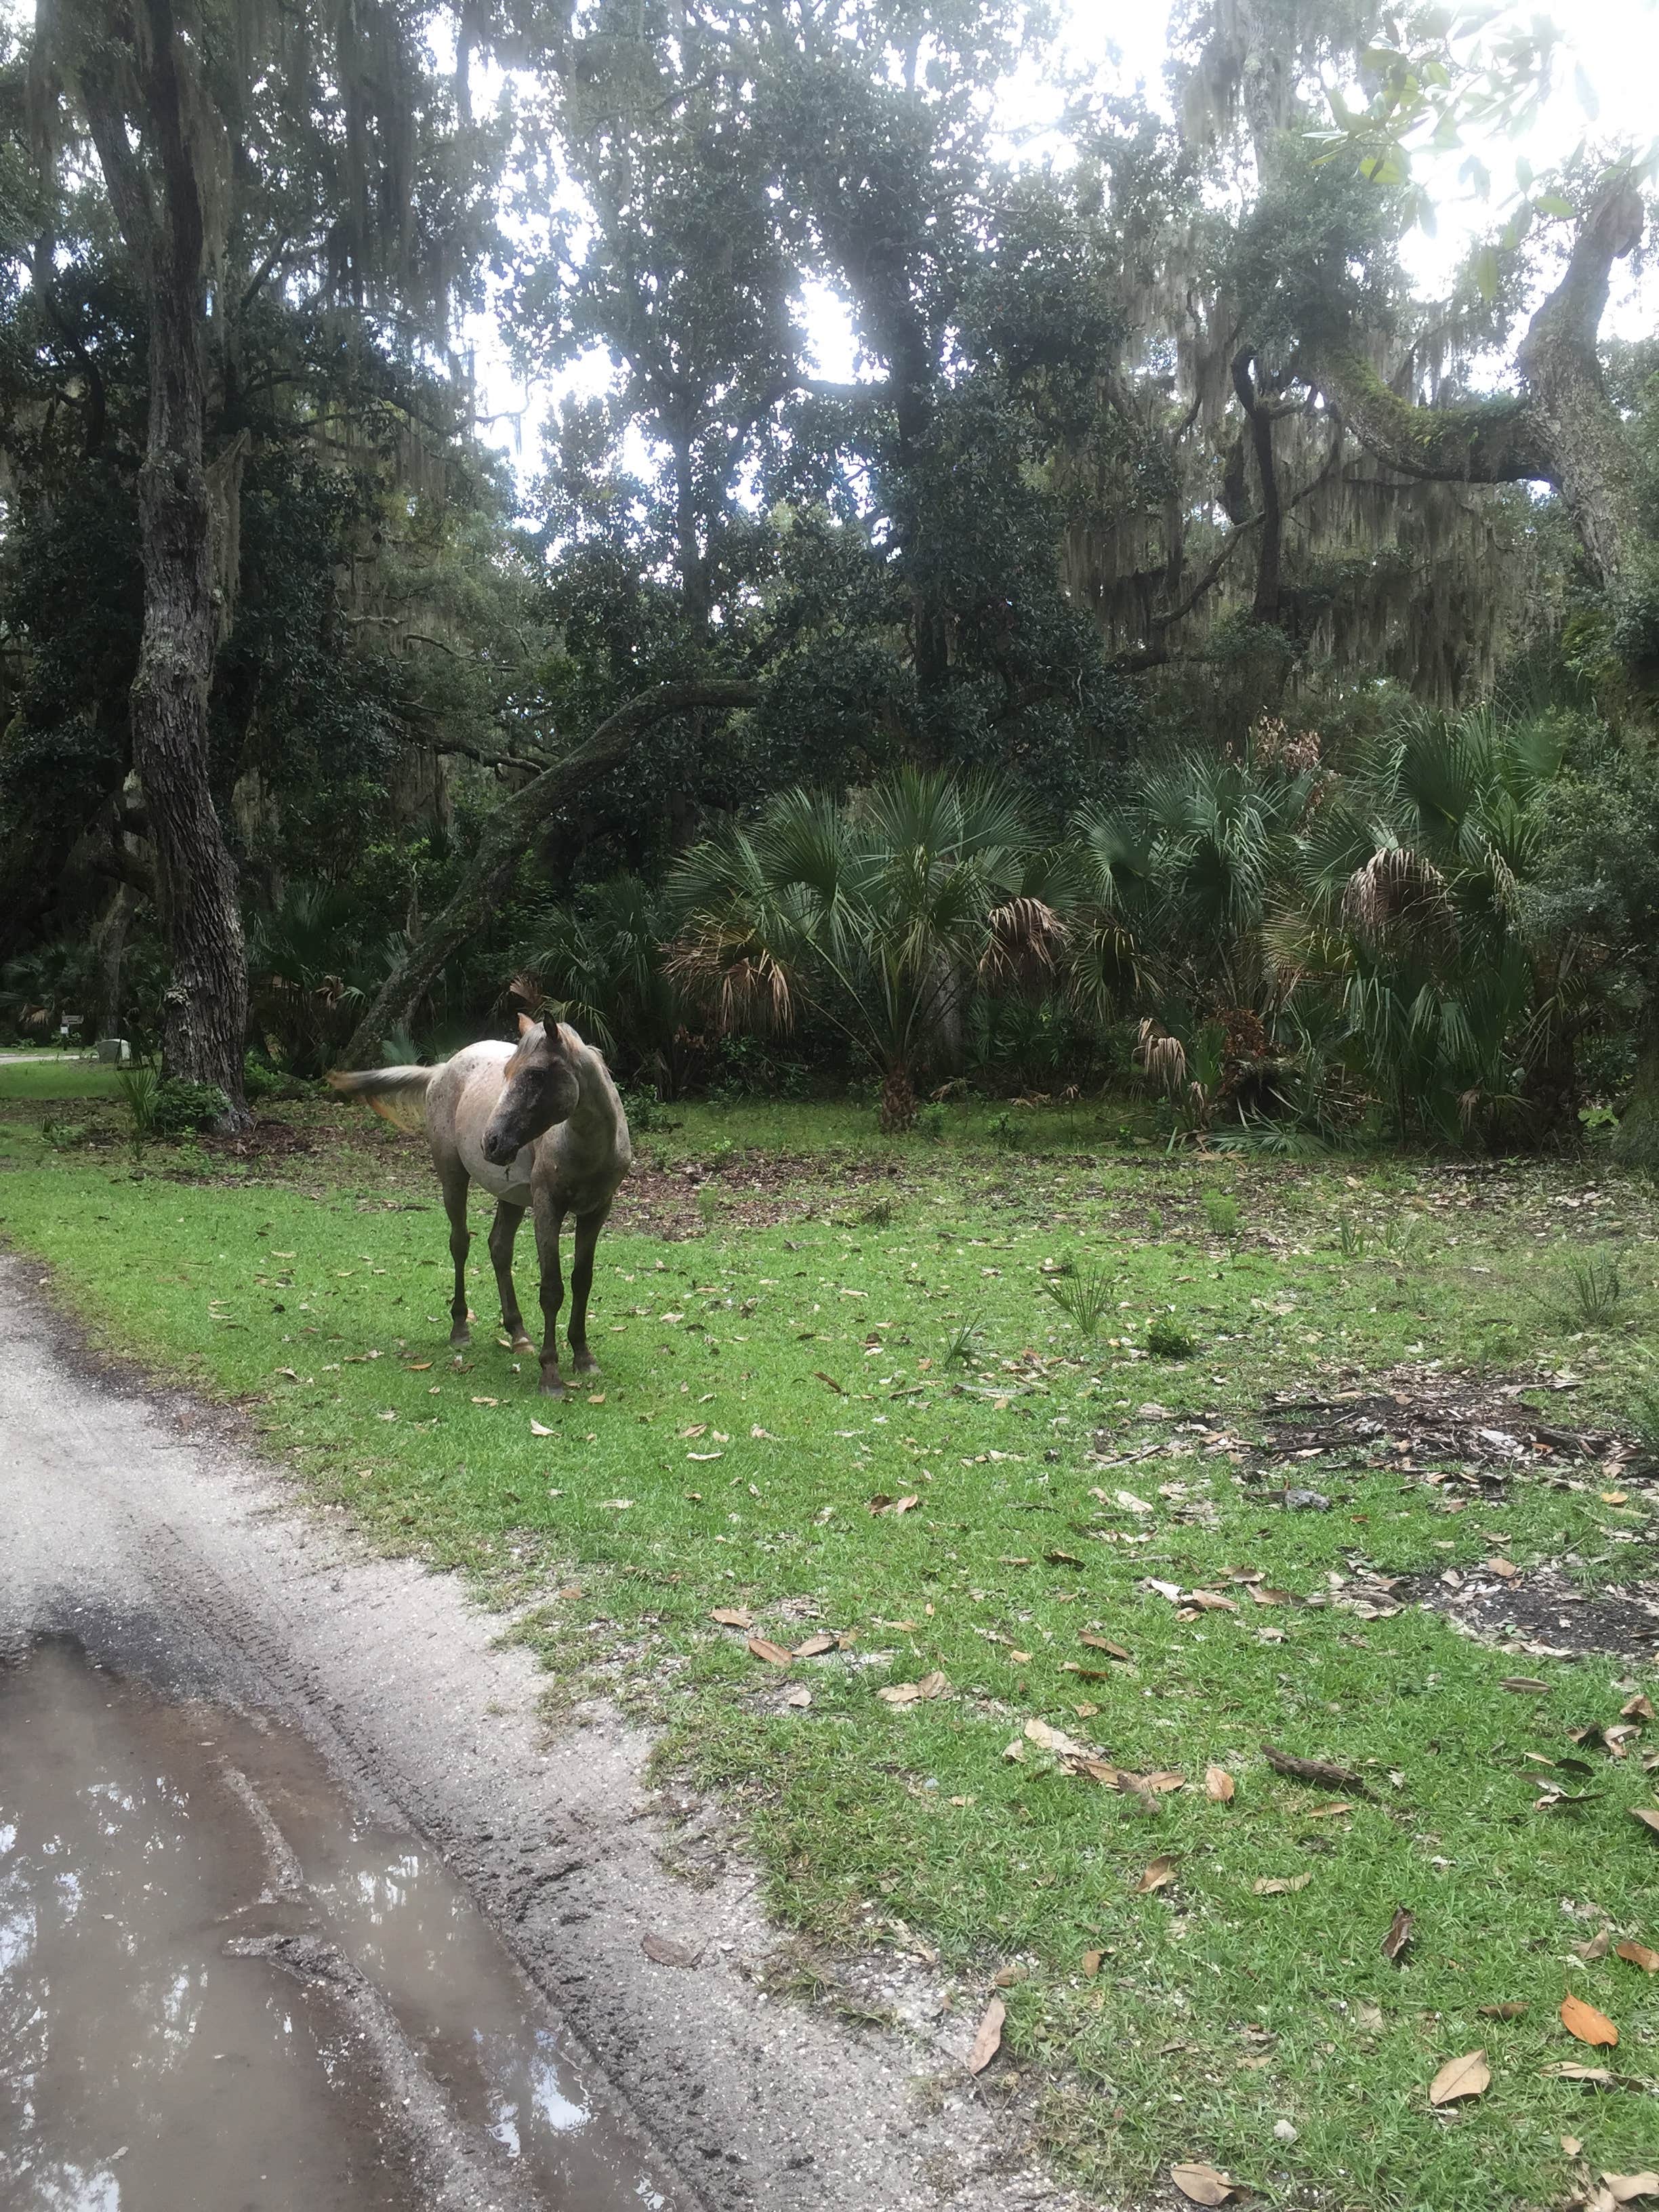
left=21, top=0, right=502, bottom=1120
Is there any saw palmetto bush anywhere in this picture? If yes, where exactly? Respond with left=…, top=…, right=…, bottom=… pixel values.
left=666, top=767, right=1063, bottom=1128
left=1273, top=705, right=1580, bottom=1143
left=513, top=875, right=693, bottom=1093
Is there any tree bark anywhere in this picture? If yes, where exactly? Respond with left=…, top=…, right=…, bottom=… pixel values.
left=337, top=680, right=760, bottom=1069
left=80, top=3, right=251, bottom=1125
left=1305, top=175, right=1645, bottom=593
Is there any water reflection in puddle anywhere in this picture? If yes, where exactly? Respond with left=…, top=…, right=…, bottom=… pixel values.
left=0, top=1640, right=672, bottom=2211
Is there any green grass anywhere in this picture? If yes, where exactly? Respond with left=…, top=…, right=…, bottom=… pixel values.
left=0, top=1054, right=125, bottom=1100
left=3, top=1068, right=1659, bottom=2208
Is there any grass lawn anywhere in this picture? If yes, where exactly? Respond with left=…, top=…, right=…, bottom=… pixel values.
left=4, top=1065, right=1659, bottom=2209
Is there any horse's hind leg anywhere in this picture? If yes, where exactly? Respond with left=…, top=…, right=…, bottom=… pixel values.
left=440, top=1162, right=473, bottom=1348
left=567, top=1206, right=611, bottom=1376
left=489, top=1201, right=534, bottom=1354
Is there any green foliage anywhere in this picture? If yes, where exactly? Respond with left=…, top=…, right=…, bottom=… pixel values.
left=1040, top=1263, right=1116, bottom=1338
left=1558, top=1249, right=1624, bottom=1330
left=150, top=1080, right=231, bottom=1139
left=1145, top=1313, right=1197, bottom=1359
left=1201, top=1191, right=1242, bottom=1240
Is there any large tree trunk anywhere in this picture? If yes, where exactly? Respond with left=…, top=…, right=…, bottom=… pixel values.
left=337, top=680, right=759, bottom=1069
left=81, top=3, right=251, bottom=1126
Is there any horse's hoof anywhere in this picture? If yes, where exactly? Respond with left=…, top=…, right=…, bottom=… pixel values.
left=539, top=1375, right=567, bottom=1399
left=510, top=1333, right=535, bottom=1355
left=449, top=1328, right=472, bottom=1349
left=571, top=1354, right=600, bottom=1376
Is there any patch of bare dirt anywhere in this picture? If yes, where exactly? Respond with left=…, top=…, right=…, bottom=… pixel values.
left=612, top=1150, right=906, bottom=1238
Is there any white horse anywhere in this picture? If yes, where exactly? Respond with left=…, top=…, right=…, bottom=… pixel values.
left=329, top=1017, right=631, bottom=1396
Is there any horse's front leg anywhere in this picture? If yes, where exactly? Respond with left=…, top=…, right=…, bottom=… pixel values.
left=567, top=1208, right=611, bottom=1376
left=488, top=1200, right=535, bottom=1354
left=531, top=1189, right=567, bottom=1397
left=440, top=1163, right=473, bottom=1348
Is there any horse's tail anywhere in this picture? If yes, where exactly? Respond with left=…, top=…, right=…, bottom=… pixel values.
left=326, top=1063, right=437, bottom=1134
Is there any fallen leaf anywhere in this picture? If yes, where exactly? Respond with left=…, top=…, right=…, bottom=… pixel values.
left=916, top=1670, right=949, bottom=1699
left=1486, top=1558, right=1521, bottom=1580
left=1205, top=1764, right=1236, bottom=1803
left=1186, top=1590, right=1240, bottom=1613
left=532, top=1420, right=557, bottom=1439
left=1115, top=1489, right=1155, bottom=1514
left=710, top=1607, right=753, bottom=1629
left=783, top=1685, right=812, bottom=1708
left=1135, top=1855, right=1178, bottom=1893
left=1248, top=1584, right=1292, bottom=1606
left=1576, top=1928, right=1614, bottom=1963
left=1254, top=1872, right=1313, bottom=1895
left=1382, top=1906, right=1415, bottom=1963
left=1025, top=1716, right=1092, bottom=1759
left=1541, top=2062, right=1617, bottom=2085
left=1080, top=1633, right=1132, bottom=1660
left=405, top=1360, right=432, bottom=1371
left=1616, top=1941, right=1659, bottom=1973
left=1623, top=1695, right=1657, bottom=1723
left=1602, top=1490, right=1632, bottom=1506
left=1046, top=1548, right=1084, bottom=1565
left=966, top=1996, right=1005, bottom=2075
left=793, top=1631, right=838, bottom=1658
left=470, top=1394, right=498, bottom=1406
left=880, top=1671, right=948, bottom=1707
left=1263, top=1742, right=1366, bottom=1793
left=1562, top=1995, right=1619, bottom=2047
left=1082, top=1948, right=1104, bottom=1976
left=746, top=1637, right=793, bottom=1666
left=813, top=1370, right=844, bottom=1393
left=1630, top=1808, right=1659, bottom=1839
left=1562, top=2135, right=1584, bottom=2156
left=1303, top=1801, right=1354, bottom=1820
left=893, top=1494, right=920, bottom=1515
left=1429, top=2049, right=1491, bottom=2106
left=640, top=1932, right=701, bottom=1968
left=1602, top=2175, right=1659, bottom=2203
left=1502, top=1677, right=1552, bottom=1693
left=1479, top=2001, right=1529, bottom=2018
left=1170, top=2162, right=1235, bottom=2205
left=1145, top=1769, right=1187, bottom=1793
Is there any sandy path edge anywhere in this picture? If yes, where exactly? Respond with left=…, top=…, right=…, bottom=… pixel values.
left=0, top=1254, right=1101, bottom=2212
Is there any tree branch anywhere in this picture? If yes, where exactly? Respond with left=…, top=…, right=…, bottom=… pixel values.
left=337, top=679, right=761, bottom=1067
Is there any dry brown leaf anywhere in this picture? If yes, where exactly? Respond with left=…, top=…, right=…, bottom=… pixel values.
left=1479, top=2001, right=1529, bottom=2018
left=1145, top=1769, right=1187, bottom=1793
left=1205, top=1764, right=1237, bottom=1803
left=1382, top=1906, right=1415, bottom=1963
left=1562, top=2135, right=1584, bottom=2156
left=1082, top=1948, right=1104, bottom=1977
left=1486, top=1557, right=1520, bottom=1579
left=1502, top=1676, right=1552, bottom=1693
left=405, top=1360, right=432, bottom=1371
left=1073, top=1757, right=1120, bottom=1786
left=1080, top=1633, right=1132, bottom=1660
left=1025, top=1716, right=1092, bottom=1759
left=1576, top=1927, right=1614, bottom=1963
left=1046, top=1549, right=1084, bottom=1565
left=1428, top=2049, right=1490, bottom=2106
left=1615, top=1941, right=1659, bottom=1973
left=711, top=1606, right=753, bottom=1629
left=1263, top=1742, right=1366, bottom=1793
left=1630, top=1808, right=1659, bottom=1838
left=966, top=1996, right=1005, bottom=2076
left=916, top=1670, right=949, bottom=1700
left=892, top=1494, right=920, bottom=1515
left=1602, top=2175, right=1659, bottom=2203
left=1248, top=1584, right=1292, bottom=1607
left=640, top=1932, right=701, bottom=1968
left=1254, top=1872, right=1313, bottom=1896
left=1134, top=1855, right=1178, bottom=1893
left=1622, top=1695, right=1656, bottom=1722
left=1562, top=1994, right=1619, bottom=2047
left=529, top=1417, right=554, bottom=1437
left=992, top=1964, right=1029, bottom=1988
left=1541, top=2062, right=1618, bottom=2085
left=1187, top=1591, right=1240, bottom=1613
left=1170, top=2162, right=1235, bottom=2205
left=783, top=1685, right=813, bottom=1708
left=747, top=1637, right=793, bottom=1666
left=793, top=1631, right=838, bottom=1657
left=1304, top=1801, right=1354, bottom=1820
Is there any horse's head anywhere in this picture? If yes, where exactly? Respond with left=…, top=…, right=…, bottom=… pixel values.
left=481, top=1016, right=581, bottom=1167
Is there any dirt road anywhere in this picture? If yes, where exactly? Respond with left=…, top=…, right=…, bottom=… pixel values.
left=0, top=1256, right=1090, bottom=2212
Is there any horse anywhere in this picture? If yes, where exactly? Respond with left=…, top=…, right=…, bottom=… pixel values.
left=328, top=1017, right=632, bottom=1397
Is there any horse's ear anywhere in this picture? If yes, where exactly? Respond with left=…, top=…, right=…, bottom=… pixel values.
left=517, top=1011, right=534, bottom=1036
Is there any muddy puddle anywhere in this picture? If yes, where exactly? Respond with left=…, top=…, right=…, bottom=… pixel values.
left=0, top=1639, right=674, bottom=2211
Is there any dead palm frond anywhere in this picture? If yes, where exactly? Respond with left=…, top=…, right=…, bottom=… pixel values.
left=980, top=896, right=1068, bottom=990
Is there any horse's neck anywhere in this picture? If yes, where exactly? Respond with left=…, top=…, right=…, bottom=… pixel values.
left=562, top=1055, right=626, bottom=1162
